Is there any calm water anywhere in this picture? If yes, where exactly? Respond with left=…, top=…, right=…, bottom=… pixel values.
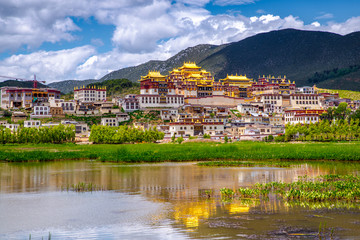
left=1, top=161, right=360, bottom=239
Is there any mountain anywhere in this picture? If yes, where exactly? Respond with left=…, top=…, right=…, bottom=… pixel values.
left=48, top=79, right=99, bottom=94
left=100, top=44, right=227, bottom=82
left=199, top=29, right=360, bottom=90
left=100, top=29, right=360, bottom=91
left=0, top=80, right=48, bottom=89
left=87, top=79, right=140, bottom=96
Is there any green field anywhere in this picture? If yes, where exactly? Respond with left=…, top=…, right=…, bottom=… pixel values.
left=318, top=88, right=360, bottom=100
left=1, top=141, right=360, bottom=162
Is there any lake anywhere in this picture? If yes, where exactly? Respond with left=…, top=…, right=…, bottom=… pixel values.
left=1, top=161, right=360, bottom=239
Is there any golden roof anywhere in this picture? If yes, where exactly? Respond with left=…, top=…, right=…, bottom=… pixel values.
left=189, top=73, right=203, bottom=78
left=223, top=74, right=251, bottom=81
left=180, top=62, right=201, bottom=69
left=141, top=71, right=166, bottom=80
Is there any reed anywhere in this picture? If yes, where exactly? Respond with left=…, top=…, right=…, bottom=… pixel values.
left=198, top=160, right=294, bottom=168
left=62, top=182, right=103, bottom=192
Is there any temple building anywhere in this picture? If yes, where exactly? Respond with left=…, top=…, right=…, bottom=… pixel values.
left=0, top=86, right=61, bottom=109
left=138, top=71, right=184, bottom=109
left=169, top=62, right=214, bottom=98
left=74, top=86, right=107, bottom=102
left=250, top=75, right=295, bottom=95
left=219, top=74, right=253, bottom=98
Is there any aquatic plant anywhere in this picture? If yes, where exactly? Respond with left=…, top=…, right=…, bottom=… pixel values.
left=198, top=160, right=294, bottom=168
left=220, top=188, right=235, bottom=200
left=237, top=174, right=360, bottom=202
left=62, top=182, right=104, bottom=192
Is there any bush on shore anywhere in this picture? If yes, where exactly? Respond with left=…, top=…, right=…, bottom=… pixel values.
left=89, top=125, right=164, bottom=144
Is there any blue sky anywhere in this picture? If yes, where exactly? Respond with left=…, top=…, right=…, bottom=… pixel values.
left=0, top=0, right=359, bottom=82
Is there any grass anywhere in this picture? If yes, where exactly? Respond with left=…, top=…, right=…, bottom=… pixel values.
left=318, top=88, right=360, bottom=100
left=224, top=174, right=360, bottom=202
left=1, top=142, right=360, bottom=162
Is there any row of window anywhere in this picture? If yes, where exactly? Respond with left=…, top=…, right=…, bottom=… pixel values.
left=141, top=97, right=184, bottom=104
left=264, top=100, right=278, bottom=104
left=125, top=103, right=139, bottom=109
left=291, top=96, right=317, bottom=100
left=295, top=101, right=318, bottom=105
left=105, top=119, right=117, bottom=122
left=263, top=96, right=281, bottom=100
left=34, top=107, right=49, bottom=110
left=285, top=116, right=318, bottom=122
left=173, top=126, right=221, bottom=130
left=25, top=122, right=40, bottom=126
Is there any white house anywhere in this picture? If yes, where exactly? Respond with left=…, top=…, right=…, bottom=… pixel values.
left=24, top=120, right=41, bottom=128
left=284, top=113, right=320, bottom=125
left=116, top=113, right=130, bottom=123
left=298, top=86, right=316, bottom=94
left=237, top=104, right=258, bottom=114
left=202, top=123, right=224, bottom=136
left=138, top=95, right=184, bottom=109
left=101, top=118, right=118, bottom=127
left=160, top=108, right=178, bottom=120
left=283, top=110, right=325, bottom=125
left=4, top=124, right=20, bottom=132
left=169, top=122, right=194, bottom=137
left=120, top=95, right=140, bottom=112
left=31, top=106, right=51, bottom=118
left=74, top=86, right=106, bottom=103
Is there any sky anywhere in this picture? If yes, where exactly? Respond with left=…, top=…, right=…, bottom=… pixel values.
left=0, top=0, right=360, bottom=83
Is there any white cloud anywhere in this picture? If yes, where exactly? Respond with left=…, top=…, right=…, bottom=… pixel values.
left=0, top=1, right=360, bottom=82
left=311, top=21, right=321, bottom=27
left=213, top=0, right=256, bottom=6
left=0, top=46, right=96, bottom=81
left=250, top=14, right=281, bottom=24
left=315, top=13, right=334, bottom=20
left=256, top=9, right=266, bottom=14
left=75, top=50, right=172, bottom=80
left=176, top=0, right=210, bottom=7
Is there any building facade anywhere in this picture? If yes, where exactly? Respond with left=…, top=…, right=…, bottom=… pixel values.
left=1, top=87, right=60, bottom=109
left=74, top=86, right=107, bottom=102
left=284, top=109, right=326, bottom=125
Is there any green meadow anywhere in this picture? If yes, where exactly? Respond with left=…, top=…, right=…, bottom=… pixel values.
left=1, top=141, right=360, bottom=162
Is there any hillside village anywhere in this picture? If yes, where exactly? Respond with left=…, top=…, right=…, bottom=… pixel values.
left=1, top=62, right=359, bottom=143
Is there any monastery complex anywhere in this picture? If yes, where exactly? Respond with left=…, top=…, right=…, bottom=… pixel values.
left=1, top=61, right=358, bottom=141
left=138, top=62, right=317, bottom=110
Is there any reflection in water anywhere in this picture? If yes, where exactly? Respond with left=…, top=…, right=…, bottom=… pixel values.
left=1, top=161, right=360, bottom=239
left=174, top=200, right=216, bottom=228
left=0, top=161, right=331, bottom=195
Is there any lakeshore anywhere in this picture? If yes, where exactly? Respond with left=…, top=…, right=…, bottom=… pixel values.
left=1, top=160, right=360, bottom=239
left=1, top=141, right=360, bottom=162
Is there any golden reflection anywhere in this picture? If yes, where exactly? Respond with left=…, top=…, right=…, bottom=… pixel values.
left=228, top=204, right=250, bottom=214
left=173, top=200, right=216, bottom=228
left=173, top=199, right=259, bottom=229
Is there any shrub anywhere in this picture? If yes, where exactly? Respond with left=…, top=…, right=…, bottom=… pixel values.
left=267, top=135, right=274, bottom=142
left=203, top=134, right=211, bottom=139
left=176, top=136, right=184, bottom=144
